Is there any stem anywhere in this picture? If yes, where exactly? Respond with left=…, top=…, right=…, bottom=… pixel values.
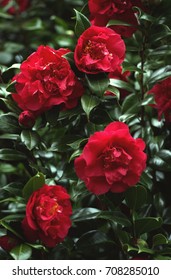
left=139, top=33, right=147, bottom=127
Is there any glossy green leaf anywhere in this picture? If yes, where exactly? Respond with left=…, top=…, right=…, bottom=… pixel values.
left=107, top=19, right=133, bottom=27
left=125, top=186, right=147, bottom=210
left=98, top=211, right=132, bottom=227
left=86, top=73, right=110, bottom=97
left=81, top=94, right=100, bottom=118
left=21, top=130, right=40, bottom=151
left=106, top=85, right=120, bottom=100
left=67, top=138, right=87, bottom=150
left=121, top=93, right=140, bottom=114
left=0, top=149, right=27, bottom=161
left=22, top=172, right=45, bottom=200
left=150, top=149, right=171, bottom=171
left=6, top=80, right=17, bottom=93
left=134, top=217, right=162, bottom=236
left=22, top=18, right=43, bottom=30
left=153, top=234, right=168, bottom=247
left=0, top=221, right=23, bottom=239
left=10, top=244, right=32, bottom=260
left=0, top=113, right=20, bottom=133
left=74, top=9, right=91, bottom=37
left=110, top=78, right=133, bottom=92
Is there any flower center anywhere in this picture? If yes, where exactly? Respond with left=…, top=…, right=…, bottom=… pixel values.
left=84, top=40, right=112, bottom=60
left=36, top=197, right=62, bottom=219
left=102, top=146, right=132, bottom=170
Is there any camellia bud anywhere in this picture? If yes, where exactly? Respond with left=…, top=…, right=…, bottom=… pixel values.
left=0, top=235, right=19, bottom=252
left=19, top=110, right=35, bottom=128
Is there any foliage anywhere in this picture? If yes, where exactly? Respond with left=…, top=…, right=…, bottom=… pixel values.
left=1, top=0, right=171, bottom=260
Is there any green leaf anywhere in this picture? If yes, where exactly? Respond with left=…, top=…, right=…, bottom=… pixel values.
left=0, top=163, right=17, bottom=173
left=6, top=80, right=17, bottom=93
left=110, top=78, right=133, bottom=92
left=148, top=66, right=171, bottom=85
left=74, top=9, right=91, bottom=37
left=0, top=149, right=27, bottom=161
left=86, top=73, right=110, bottom=97
left=107, top=19, right=133, bottom=27
left=0, top=221, right=23, bottom=239
left=98, top=211, right=132, bottom=227
left=106, top=85, right=120, bottom=100
left=22, top=172, right=45, bottom=200
left=150, top=149, right=171, bottom=171
left=121, top=93, right=139, bottom=115
left=22, top=18, right=43, bottom=31
left=81, top=94, right=100, bottom=118
left=67, top=138, right=87, bottom=150
left=69, top=149, right=82, bottom=162
left=10, top=244, right=32, bottom=260
left=153, top=234, right=168, bottom=247
left=1, top=214, right=25, bottom=222
left=76, top=230, right=109, bottom=250
left=134, top=217, right=162, bottom=236
left=72, top=208, right=100, bottom=222
left=125, top=186, right=147, bottom=210
left=21, top=130, right=40, bottom=151
left=0, top=113, right=20, bottom=133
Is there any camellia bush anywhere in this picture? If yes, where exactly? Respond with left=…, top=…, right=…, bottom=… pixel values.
left=0, top=0, right=171, bottom=260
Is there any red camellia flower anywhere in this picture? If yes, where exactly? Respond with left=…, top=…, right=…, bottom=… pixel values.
left=74, top=26, right=125, bottom=74
left=0, top=0, right=30, bottom=15
left=18, top=110, right=36, bottom=128
left=105, top=65, right=130, bottom=98
left=75, top=122, right=147, bottom=195
left=22, top=184, right=72, bottom=248
left=88, top=0, right=145, bottom=38
left=12, top=46, right=84, bottom=116
left=148, top=77, right=171, bottom=122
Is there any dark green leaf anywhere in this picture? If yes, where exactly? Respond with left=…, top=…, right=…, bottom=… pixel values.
left=86, top=73, right=110, bottom=97
left=6, top=80, right=17, bottom=93
left=150, top=149, right=171, bottom=171
left=106, top=85, right=120, bottom=100
left=21, top=130, right=40, bottom=151
left=67, top=138, right=87, bottom=150
left=10, top=244, right=32, bottom=260
left=110, top=79, right=133, bottom=92
left=0, top=221, right=23, bottom=239
left=125, top=186, right=147, bottom=210
left=74, top=9, right=91, bottom=37
left=69, top=149, right=82, bottom=162
left=121, top=93, right=139, bottom=115
left=22, top=172, right=45, bottom=200
left=107, top=19, right=133, bottom=27
left=81, top=94, right=100, bottom=118
left=0, top=149, right=27, bottom=161
left=76, top=230, right=109, bottom=250
left=98, top=211, right=131, bottom=227
left=134, top=217, right=162, bottom=236
left=0, top=163, right=17, bottom=173
left=153, top=234, right=168, bottom=247
left=22, top=18, right=43, bottom=31
left=72, top=208, right=100, bottom=222
left=0, top=113, right=20, bottom=133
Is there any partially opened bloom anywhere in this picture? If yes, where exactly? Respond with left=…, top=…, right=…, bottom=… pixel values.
left=75, top=122, right=147, bottom=195
left=0, top=235, right=19, bottom=252
left=74, top=26, right=125, bottom=74
left=22, top=184, right=72, bottom=247
left=12, top=46, right=84, bottom=117
left=148, top=77, right=171, bottom=122
left=88, top=0, right=145, bottom=38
